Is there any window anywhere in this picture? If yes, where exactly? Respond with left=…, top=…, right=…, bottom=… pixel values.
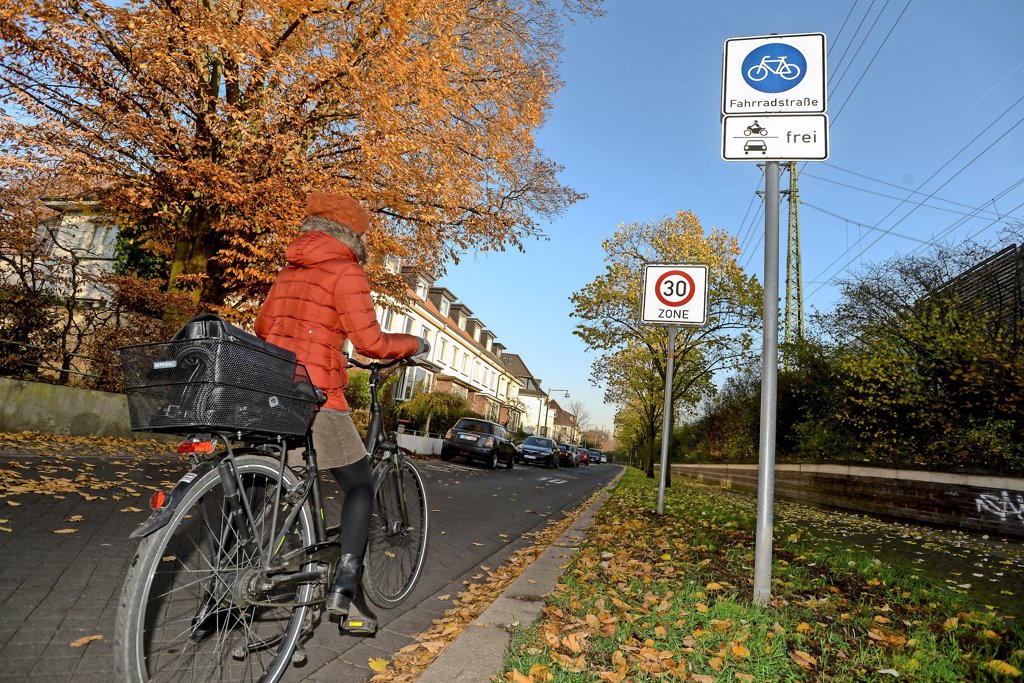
left=450, top=384, right=468, bottom=400
left=436, top=338, right=448, bottom=365
left=384, top=254, right=402, bottom=274
left=414, top=279, right=428, bottom=299
left=461, top=353, right=468, bottom=374
left=403, top=316, right=414, bottom=334
left=381, top=308, right=394, bottom=331
left=439, top=298, right=450, bottom=317
left=398, top=366, right=432, bottom=401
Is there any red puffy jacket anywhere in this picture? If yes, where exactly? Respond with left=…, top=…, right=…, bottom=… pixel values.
left=255, top=230, right=419, bottom=411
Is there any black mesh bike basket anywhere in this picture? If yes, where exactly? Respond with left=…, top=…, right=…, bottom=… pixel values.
left=120, top=338, right=319, bottom=437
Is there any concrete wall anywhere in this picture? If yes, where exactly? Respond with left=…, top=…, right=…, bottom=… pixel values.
left=0, top=376, right=144, bottom=439
left=675, top=463, right=1024, bottom=540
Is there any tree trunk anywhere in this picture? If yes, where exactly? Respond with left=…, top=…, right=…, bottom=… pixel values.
left=167, top=207, right=222, bottom=309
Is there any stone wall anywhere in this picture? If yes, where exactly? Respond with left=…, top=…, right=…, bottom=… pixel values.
left=0, top=376, right=143, bottom=439
left=675, top=463, right=1024, bottom=540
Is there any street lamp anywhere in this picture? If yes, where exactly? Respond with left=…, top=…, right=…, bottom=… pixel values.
left=543, top=389, right=570, bottom=438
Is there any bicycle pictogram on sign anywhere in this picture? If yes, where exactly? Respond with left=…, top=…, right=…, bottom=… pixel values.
left=741, top=42, right=807, bottom=93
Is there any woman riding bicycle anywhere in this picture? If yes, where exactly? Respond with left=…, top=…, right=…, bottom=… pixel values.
left=254, top=191, right=426, bottom=635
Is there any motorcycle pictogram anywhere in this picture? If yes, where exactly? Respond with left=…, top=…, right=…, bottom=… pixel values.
left=744, top=121, right=768, bottom=136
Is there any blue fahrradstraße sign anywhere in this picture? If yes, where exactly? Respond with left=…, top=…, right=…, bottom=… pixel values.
left=741, top=42, right=807, bottom=93
left=722, top=33, right=826, bottom=115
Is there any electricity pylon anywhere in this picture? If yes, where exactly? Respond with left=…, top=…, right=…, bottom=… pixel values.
left=784, top=161, right=804, bottom=344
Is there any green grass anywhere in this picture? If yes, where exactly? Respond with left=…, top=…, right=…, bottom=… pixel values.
left=500, top=469, right=1024, bottom=682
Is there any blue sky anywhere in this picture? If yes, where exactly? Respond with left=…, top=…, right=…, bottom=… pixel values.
left=435, top=0, right=1024, bottom=434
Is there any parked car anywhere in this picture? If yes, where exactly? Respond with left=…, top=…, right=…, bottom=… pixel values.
left=589, top=449, right=603, bottom=464
left=441, top=418, right=516, bottom=469
left=579, top=448, right=590, bottom=466
left=518, top=436, right=559, bottom=469
left=557, top=443, right=580, bottom=467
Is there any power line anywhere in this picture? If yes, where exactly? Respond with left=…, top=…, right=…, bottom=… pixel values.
left=822, top=161, right=1021, bottom=219
left=828, top=0, right=879, bottom=89
left=909, top=177, right=1024, bottom=255
left=801, top=170, right=1020, bottom=221
left=829, top=0, right=888, bottom=97
left=806, top=102, right=1024, bottom=293
left=800, top=200, right=942, bottom=247
left=828, top=0, right=862, bottom=60
left=830, top=0, right=913, bottom=127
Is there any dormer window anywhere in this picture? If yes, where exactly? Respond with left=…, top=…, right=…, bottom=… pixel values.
left=384, top=254, right=402, bottom=274
left=439, top=298, right=450, bottom=317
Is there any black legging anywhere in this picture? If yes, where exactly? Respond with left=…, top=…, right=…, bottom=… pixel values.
left=330, top=456, right=373, bottom=557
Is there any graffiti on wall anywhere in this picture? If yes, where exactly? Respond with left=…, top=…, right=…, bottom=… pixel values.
left=976, top=490, right=1024, bottom=524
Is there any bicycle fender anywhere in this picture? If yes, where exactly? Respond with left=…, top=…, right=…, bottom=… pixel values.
left=129, top=460, right=218, bottom=539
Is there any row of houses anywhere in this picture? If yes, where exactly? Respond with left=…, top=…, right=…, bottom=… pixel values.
left=11, top=197, right=580, bottom=440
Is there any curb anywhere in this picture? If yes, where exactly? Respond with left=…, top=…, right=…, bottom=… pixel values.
left=414, top=469, right=623, bottom=682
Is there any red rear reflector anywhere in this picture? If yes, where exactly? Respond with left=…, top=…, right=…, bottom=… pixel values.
left=178, top=441, right=215, bottom=454
left=150, top=491, right=166, bottom=510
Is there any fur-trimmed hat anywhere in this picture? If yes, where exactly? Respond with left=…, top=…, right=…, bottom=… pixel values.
left=306, top=192, right=370, bottom=235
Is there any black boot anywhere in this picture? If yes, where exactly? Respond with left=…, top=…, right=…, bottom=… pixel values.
left=325, top=553, right=362, bottom=616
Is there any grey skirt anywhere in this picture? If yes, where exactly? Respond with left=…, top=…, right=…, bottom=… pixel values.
left=287, top=409, right=367, bottom=469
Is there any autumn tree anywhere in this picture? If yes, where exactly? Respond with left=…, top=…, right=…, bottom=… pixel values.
left=572, top=211, right=762, bottom=478
left=1, top=0, right=600, bottom=314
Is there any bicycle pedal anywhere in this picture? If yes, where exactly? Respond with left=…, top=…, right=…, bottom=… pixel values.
left=339, top=616, right=378, bottom=637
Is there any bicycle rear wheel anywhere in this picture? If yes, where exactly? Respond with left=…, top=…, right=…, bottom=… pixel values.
left=362, top=457, right=429, bottom=608
left=114, top=453, right=316, bottom=683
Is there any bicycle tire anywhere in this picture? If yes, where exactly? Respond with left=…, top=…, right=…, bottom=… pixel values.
left=362, top=457, right=429, bottom=608
left=114, top=453, right=316, bottom=683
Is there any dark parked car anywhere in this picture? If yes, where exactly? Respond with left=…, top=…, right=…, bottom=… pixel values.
left=441, top=418, right=516, bottom=469
left=589, top=449, right=603, bottom=464
left=557, top=443, right=580, bottom=467
left=518, top=436, right=559, bottom=468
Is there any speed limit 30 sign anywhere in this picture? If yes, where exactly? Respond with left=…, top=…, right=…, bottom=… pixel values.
left=641, top=264, right=709, bottom=326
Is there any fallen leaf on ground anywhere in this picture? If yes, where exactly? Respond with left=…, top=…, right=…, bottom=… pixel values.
left=120, top=507, right=142, bottom=513
left=70, top=634, right=103, bottom=647
left=368, top=657, right=390, bottom=672
left=987, top=660, right=1021, bottom=677
left=53, top=528, right=78, bottom=534
left=791, top=650, right=817, bottom=669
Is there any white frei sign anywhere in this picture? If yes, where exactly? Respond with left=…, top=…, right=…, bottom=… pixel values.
left=722, top=114, right=829, bottom=161
left=722, top=33, right=827, bottom=115
left=641, top=264, right=709, bottom=326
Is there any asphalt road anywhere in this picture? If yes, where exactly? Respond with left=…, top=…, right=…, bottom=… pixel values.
left=0, top=441, right=619, bottom=682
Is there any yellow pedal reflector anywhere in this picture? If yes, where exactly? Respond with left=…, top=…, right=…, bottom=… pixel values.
left=349, top=621, right=363, bottom=627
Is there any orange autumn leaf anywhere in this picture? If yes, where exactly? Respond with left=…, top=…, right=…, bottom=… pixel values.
left=70, top=634, right=103, bottom=647
left=791, top=650, right=817, bottom=669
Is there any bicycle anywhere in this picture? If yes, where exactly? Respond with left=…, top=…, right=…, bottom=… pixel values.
left=112, top=315, right=429, bottom=683
left=746, top=55, right=801, bottom=82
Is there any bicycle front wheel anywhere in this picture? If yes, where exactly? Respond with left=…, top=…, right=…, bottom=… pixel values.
left=363, top=457, right=429, bottom=608
left=114, top=453, right=316, bottom=683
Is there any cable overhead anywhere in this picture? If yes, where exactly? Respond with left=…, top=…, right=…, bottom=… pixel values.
left=800, top=200, right=942, bottom=247
left=828, top=0, right=862, bottom=60
left=831, top=0, right=913, bottom=126
left=801, top=171, right=1021, bottom=221
left=909, top=177, right=1024, bottom=255
left=828, top=0, right=879, bottom=88
left=829, top=0, right=890, bottom=97
left=822, top=161, right=1024, bottom=219
left=807, top=103, right=1024, bottom=293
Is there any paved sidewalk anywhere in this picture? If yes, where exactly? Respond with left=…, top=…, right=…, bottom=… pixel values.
left=415, top=473, right=620, bottom=682
left=0, top=434, right=622, bottom=682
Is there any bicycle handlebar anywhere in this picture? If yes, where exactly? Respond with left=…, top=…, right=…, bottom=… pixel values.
left=344, top=354, right=420, bottom=371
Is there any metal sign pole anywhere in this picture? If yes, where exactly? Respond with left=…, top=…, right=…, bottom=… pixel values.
left=656, top=325, right=676, bottom=514
left=753, top=161, right=780, bottom=605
